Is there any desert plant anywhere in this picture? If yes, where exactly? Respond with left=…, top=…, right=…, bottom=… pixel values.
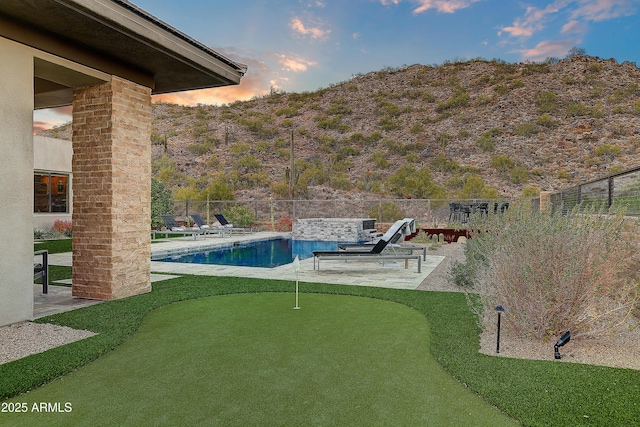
left=385, top=165, right=446, bottom=199
left=222, top=204, right=256, bottom=227
left=151, top=178, right=174, bottom=229
left=459, top=204, right=640, bottom=340
left=535, top=113, right=559, bottom=128
left=514, top=122, right=538, bottom=136
left=476, top=134, right=494, bottom=152
left=535, top=91, right=558, bottom=113
left=367, top=201, right=404, bottom=222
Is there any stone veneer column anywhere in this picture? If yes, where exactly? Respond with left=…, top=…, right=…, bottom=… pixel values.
left=539, top=191, right=552, bottom=211
left=72, top=76, right=152, bottom=299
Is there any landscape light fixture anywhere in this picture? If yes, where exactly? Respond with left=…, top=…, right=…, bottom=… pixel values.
left=494, top=305, right=505, bottom=354
left=554, top=331, right=571, bottom=360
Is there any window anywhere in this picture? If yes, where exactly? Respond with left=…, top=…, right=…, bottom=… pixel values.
left=34, top=172, right=68, bottom=213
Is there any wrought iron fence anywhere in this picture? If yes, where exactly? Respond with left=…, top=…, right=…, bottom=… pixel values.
left=171, top=198, right=516, bottom=228
left=548, top=166, right=640, bottom=216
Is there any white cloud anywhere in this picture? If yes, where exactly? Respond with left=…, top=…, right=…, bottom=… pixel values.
left=561, top=19, right=588, bottom=34
left=412, top=0, right=481, bottom=14
left=518, top=39, right=576, bottom=61
left=275, top=53, right=318, bottom=72
left=571, top=0, right=637, bottom=21
left=290, top=17, right=331, bottom=40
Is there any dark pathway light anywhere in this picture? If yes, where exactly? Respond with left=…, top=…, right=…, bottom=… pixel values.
left=495, top=305, right=505, bottom=353
left=554, top=331, right=571, bottom=360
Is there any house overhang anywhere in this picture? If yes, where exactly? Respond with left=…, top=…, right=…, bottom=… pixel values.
left=0, top=0, right=246, bottom=108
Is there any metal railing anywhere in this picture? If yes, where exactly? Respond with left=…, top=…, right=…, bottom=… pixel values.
left=172, top=198, right=517, bottom=227
left=548, top=166, right=640, bottom=216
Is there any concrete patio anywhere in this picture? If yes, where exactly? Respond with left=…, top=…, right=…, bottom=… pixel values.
left=34, top=231, right=444, bottom=318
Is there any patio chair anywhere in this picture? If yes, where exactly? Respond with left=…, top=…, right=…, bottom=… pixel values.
left=337, top=218, right=426, bottom=260
left=154, top=215, right=204, bottom=240
left=189, top=213, right=228, bottom=238
left=213, top=213, right=252, bottom=235
left=34, top=249, right=49, bottom=294
left=313, top=219, right=422, bottom=272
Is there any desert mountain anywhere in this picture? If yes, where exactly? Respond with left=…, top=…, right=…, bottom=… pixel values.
left=41, top=55, right=640, bottom=201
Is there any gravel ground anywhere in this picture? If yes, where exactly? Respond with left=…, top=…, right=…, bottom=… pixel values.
left=418, top=240, right=640, bottom=371
left=3, top=241, right=638, bottom=370
left=0, top=321, right=95, bottom=364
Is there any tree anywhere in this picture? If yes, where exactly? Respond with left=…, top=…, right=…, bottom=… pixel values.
left=566, top=46, right=586, bottom=58
left=151, top=178, right=173, bottom=229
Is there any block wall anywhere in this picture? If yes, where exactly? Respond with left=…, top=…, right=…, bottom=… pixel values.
left=71, top=76, right=152, bottom=299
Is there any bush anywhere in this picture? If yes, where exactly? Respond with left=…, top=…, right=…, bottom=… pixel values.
left=458, top=204, right=639, bottom=340
left=514, top=122, right=538, bottom=136
left=535, top=91, right=557, bottom=113
left=275, top=216, right=292, bottom=232
left=222, top=204, right=256, bottom=227
left=367, top=202, right=404, bottom=222
left=51, top=219, right=73, bottom=237
left=151, top=179, right=174, bottom=229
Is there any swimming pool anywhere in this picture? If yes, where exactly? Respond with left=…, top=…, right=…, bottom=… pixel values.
left=154, top=238, right=353, bottom=268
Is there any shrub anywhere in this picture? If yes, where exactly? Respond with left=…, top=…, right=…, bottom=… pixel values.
left=594, top=143, right=621, bottom=158
left=566, top=102, right=588, bottom=117
left=385, top=166, right=446, bottom=199
left=51, top=219, right=73, bottom=237
left=369, top=151, right=390, bottom=169
left=222, top=204, right=256, bottom=227
left=275, top=216, right=292, bottom=232
left=367, top=201, right=404, bottom=222
left=535, top=113, right=558, bottom=128
left=514, top=122, right=538, bottom=136
left=460, top=204, right=639, bottom=340
left=476, top=134, right=494, bottom=152
left=535, top=91, right=558, bottom=113
left=151, top=178, right=174, bottom=229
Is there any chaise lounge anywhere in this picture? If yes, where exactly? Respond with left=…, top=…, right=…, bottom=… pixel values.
left=214, top=213, right=251, bottom=235
left=190, top=213, right=228, bottom=238
left=154, top=215, right=205, bottom=240
left=312, top=219, right=422, bottom=273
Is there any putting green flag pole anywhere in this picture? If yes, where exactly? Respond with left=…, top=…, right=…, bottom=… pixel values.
left=293, top=255, right=301, bottom=309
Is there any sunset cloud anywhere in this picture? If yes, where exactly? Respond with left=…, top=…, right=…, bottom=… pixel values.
left=290, top=17, right=330, bottom=40
left=518, top=39, right=575, bottom=61
left=571, top=0, right=636, bottom=21
left=412, top=0, right=480, bottom=14
left=499, top=1, right=569, bottom=38
left=275, top=53, right=318, bottom=72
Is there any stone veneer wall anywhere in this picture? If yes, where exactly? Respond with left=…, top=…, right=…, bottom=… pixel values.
left=291, top=218, right=375, bottom=241
left=71, top=76, right=152, bottom=299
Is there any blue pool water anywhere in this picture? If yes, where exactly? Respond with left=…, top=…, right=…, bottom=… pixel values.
left=155, top=239, right=353, bottom=268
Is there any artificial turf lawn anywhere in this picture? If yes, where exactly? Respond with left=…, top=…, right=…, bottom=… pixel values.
left=1, top=293, right=515, bottom=426
left=2, top=275, right=640, bottom=426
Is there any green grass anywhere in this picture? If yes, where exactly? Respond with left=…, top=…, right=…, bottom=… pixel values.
left=33, top=239, right=72, bottom=254
left=2, top=276, right=639, bottom=426
left=1, top=293, right=515, bottom=426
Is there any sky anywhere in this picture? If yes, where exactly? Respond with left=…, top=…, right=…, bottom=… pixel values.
left=33, top=0, right=640, bottom=131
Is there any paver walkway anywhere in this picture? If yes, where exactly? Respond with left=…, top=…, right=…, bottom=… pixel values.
left=35, top=232, right=444, bottom=318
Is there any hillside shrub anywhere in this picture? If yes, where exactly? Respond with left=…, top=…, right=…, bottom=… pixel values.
left=566, top=102, right=588, bottom=117
left=476, top=134, right=494, bottom=152
left=367, top=201, right=404, bottom=222
left=535, top=113, right=558, bottom=128
left=535, top=91, right=558, bottom=113
left=385, top=166, right=446, bottom=199
left=458, top=204, right=639, bottom=340
left=222, top=204, right=256, bottom=227
left=514, top=122, right=538, bottom=136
